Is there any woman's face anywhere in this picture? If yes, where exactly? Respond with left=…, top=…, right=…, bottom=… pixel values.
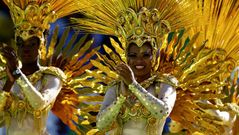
left=127, top=42, right=153, bottom=79
left=17, top=36, right=40, bottom=64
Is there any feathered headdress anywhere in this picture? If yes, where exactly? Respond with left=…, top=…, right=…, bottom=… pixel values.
left=73, top=0, right=198, bottom=69
left=72, top=0, right=239, bottom=134
left=3, top=0, right=81, bottom=41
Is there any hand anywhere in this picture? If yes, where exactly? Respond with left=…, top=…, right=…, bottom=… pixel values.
left=115, top=63, right=135, bottom=86
left=0, top=46, right=19, bottom=81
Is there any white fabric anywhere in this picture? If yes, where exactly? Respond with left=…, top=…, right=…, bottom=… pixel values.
left=0, top=74, right=62, bottom=135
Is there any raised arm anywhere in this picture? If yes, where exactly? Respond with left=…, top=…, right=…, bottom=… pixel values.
left=115, top=62, right=176, bottom=119
left=96, top=84, right=126, bottom=130
left=16, top=71, right=62, bottom=110
left=129, top=81, right=176, bottom=118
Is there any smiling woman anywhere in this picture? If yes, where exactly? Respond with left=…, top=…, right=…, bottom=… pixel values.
left=98, top=51, right=177, bottom=135
left=84, top=2, right=179, bottom=134
left=68, top=0, right=239, bottom=134
left=71, top=0, right=192, bottom=134
left=127, top=43, right=153, bottom=82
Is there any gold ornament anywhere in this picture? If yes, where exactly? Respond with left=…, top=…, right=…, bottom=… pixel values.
left=3, top=0, right=82, bottom=41
left=73, top=0, right=198, bottom=66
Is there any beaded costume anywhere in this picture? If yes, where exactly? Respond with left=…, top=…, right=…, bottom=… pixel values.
left=0, top=0, right=97, bottom=134
left=72, top=0, right=239, bottom=134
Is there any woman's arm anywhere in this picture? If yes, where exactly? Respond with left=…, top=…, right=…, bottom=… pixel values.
left=16, top=71, right=62, bottom=110
left=0, top=78, right=9, bottom=127
left=96, top=85, right=126, bottom=130
left=129, top=81, right=176, bottom=119
left=115, top=63, right=177, bottom=119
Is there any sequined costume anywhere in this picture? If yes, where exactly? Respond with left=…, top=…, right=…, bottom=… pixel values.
left=98, top=75, right=177, bottom=134
left=0, top=0, right=96, bottom=134
left=0, top=67, right=65, bottom=135
left=72, top=0, right=239, bottom=134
